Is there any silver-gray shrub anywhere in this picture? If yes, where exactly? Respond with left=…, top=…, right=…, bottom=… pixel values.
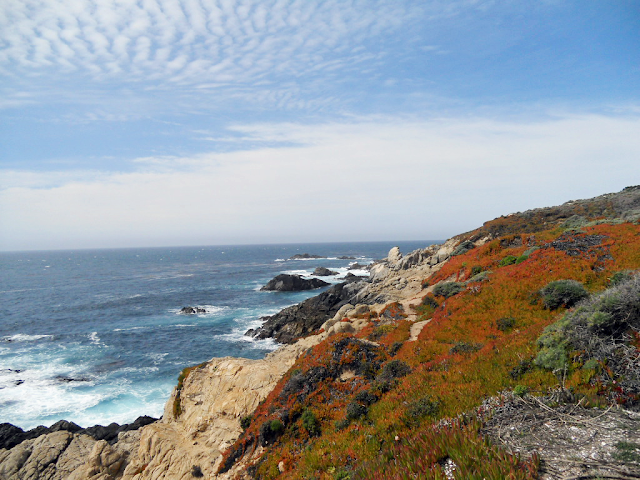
left=536, top=272, right=640, bottom=394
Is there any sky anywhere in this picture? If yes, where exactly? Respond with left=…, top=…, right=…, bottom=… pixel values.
left=0, top=0, right=639, bottom=251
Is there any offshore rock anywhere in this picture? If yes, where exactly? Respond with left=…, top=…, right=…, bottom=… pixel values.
left=312, top=267, right=338, bottom=276
left=260, top=274, right=329, bottom=292
left=289, top=253, right=325, bottom=259
left=180, top=306, right=206, bottom=315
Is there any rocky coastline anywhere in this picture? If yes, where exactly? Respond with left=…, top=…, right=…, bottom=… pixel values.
left=0, top=239, right=457, bottom=479
left=3, top=187, right=638, bottom=479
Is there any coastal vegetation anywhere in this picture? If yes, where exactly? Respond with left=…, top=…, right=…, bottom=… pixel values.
left=218, top=189, right=640, bottom=479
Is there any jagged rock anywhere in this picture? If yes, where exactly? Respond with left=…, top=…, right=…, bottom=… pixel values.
left=260, top=274, right=329, bottom=292
left=0, top=430, right=78, bottom=479
left=0, top=423, right=25, bottom=450
left=289, top=253, right=325, bottom=259
left=387, top=246, right=402, bottom=265
left=0, top=416, right=156, bottom=455
left=249, top=281, right=369, bottom=343
left=337, top=256, right=356, bottom=260
left=348, top=263, right=369, bottom=271
left=313, top=267, right=338, bottom=276
left=180, top=306, right=206, bottom=314
left=338, top=272, right=360, bottom=281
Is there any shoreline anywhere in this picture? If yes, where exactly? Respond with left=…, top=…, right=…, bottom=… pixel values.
left=0, top=240, right=453, bottom=478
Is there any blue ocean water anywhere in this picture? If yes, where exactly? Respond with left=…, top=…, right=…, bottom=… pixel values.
left=0, top=241, right=435, bottom=430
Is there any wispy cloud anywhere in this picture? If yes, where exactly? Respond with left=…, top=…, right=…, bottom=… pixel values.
left=2, top=111, right=638, bottom=250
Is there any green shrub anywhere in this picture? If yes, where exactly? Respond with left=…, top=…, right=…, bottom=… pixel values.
left=470, top=265, right=483, bottom=276
left=609, top=270, right=632, bottom=286
left=509, top=359, right=532, bottom=380
left=240, top=415, right=252, bottom=430
left=346, top=402, right=368, bottom=420
left=496, top=316, right=516, bottom=332
left=421, top=295, right=439, bottom=309
left=259, top=418, right=285, bottom=446
left=513, top=385, right=528, bottom=397
left=535, top=273, right=640, bottom=392
left=354, top=390, right=378, bottom=406
left=301, top=409, right=320, bottom=436
left=377, top=359, right=411, bottom=383
left=540, top=279, right=589, bottom=310
left=402, top=395, right=440, bottom=426
left=468, top=270, right=491, bottom=283
left=433, top=281, right=463, bottom=298
left=270, top=419, right=283, bottom=433
left=499, top=255, right=518, bottom=267
left=534, top=319, right=570, bottom=372
left=449, top=341, right=482, bottom=355
left=582, top=358, right=599, bottom=370
left=452, top=240, right=475, bottom=256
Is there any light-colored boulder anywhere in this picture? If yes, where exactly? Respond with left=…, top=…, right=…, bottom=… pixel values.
left=387, top=246, right=402, bottom=265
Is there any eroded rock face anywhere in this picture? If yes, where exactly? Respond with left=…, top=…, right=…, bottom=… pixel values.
left=122, top=340, right=326, bottom=480
left=260, top=274, right=329, bottom=292
left=248, top=280, right=369, bottom=343
left=0, top=429, right=139, bottom=480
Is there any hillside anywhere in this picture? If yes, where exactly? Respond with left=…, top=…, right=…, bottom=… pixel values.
left=218, top=186, right=640, bottom=480
left=1, top=186, right=639, bottom=480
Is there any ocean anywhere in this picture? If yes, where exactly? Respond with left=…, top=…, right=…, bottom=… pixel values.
left=0, top=241, right=435, bottom=430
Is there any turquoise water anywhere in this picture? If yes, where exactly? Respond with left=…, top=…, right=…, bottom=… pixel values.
left=0, top=241, right=436, bottom=429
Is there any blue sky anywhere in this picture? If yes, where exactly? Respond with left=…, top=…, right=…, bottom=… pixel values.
left=1, top=0, right=639, bottom=250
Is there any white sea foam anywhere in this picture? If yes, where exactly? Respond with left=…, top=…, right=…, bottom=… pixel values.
left=215, top=330, right=279, bottom=351
left=89, top=332, right=101, bottom=345
left=113, top=326, right=146, bottom=332
left=146, top=352, right=168, bottom=364
left=2, top=334, right=54, bottom=342
left=275, top=258, right=285, bottom=262
left=283, top=269, right=312, bottom=276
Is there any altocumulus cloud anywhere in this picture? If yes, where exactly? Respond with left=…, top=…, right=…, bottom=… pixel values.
left=0, top=0, right=420, bottom=85
left=1, top=112, right=639, bottom=251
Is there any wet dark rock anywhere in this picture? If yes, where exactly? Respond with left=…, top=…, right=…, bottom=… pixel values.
left=0, top=423, right=25, bottom=450
left=248, top=280, right=369, bottom=343
left=338, top=272, right=361, bottom=281
left=49, top=420, right=82, bottom=433
left=0, top=415, right=158, bottom=449
left=55, top=375, right=90, bottom=383
left=260, top=274, right=329, bottom=292
left=338, top=256, right=356, bottom=260
left=313, top=267, right=338, bottom=276
left=180, top=306, right=206, bottom=314
left=289, top=253, right=326, bottom=260
left=348, top=263, right=369, bottom=271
